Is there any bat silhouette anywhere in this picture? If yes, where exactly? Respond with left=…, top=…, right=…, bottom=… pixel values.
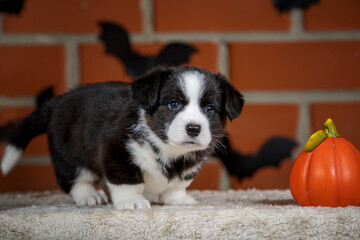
left=0, top=0, right=25, bottom=14
left=215, top=136, right=297, bottom=180
left=272, top=0, right=319, bottom=12
left=99, top=22, right=197, bottom=78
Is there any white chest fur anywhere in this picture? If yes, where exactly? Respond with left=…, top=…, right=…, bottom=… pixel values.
left=126, top=140, right=182, bottom=200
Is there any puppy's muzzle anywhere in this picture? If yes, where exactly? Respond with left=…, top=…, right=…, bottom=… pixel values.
left=186, top=124, right=201, bottom=137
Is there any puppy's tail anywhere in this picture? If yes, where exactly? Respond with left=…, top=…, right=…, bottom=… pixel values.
left=1, top=110, right=47, bottom=175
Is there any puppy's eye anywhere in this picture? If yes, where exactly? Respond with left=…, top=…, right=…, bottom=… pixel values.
left=205, top=104, right=215, bottom=114
left=168, top=100, right=180, bottom=110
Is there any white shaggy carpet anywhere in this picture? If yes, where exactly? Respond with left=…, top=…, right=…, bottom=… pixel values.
left=0, top=190, right=359, bottom=239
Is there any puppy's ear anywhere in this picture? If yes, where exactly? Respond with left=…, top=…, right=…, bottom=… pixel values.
left=132, top=67, right=172, bottom=112
left=216, top=73, right=244, bottom=122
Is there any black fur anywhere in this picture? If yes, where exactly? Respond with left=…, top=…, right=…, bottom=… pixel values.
left=7, top=66, right=244, bottom=197
left=11, top=110, right=47, bottom=149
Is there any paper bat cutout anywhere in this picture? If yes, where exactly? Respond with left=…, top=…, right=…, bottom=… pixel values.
left=0, top=0, right=25, bottom=15
left=98, top=22, right=197, bottom=78
left=272, top=0, right=319, bottom=12
left=0, top=86, right=54, bottom=143
left=215, top=136, right=297, bottom=180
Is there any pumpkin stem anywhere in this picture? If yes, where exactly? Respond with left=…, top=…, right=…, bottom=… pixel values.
left=323, top=118, right=340, bottom=138
left=304, top=130, right=328, bottom=153
left=304, top=118, right=340, bottom=153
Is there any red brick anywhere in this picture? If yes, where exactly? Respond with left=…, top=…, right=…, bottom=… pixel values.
left=80, top=42, right=218, bottom=84
left=229, top=41, right=360, bottom=90
left=304, top=0, right=360, bottom=31
left=0, top=107, right=49, bottom=156
left=226, top=104, right=299, bottom=153
left=154, top=0, right=290, bottom=32
left=3, top=0, right=142, bottom=33
left=0, top=45, right=65, bottom=97
left=231, top=159, right=294, bottom=190
left=311, top=102, right=360, bottom=149
left=189, top=161, right=222, bottom=190
left=0, top=165, right=59, bottom=193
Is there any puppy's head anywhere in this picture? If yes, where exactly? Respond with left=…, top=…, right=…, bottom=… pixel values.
left=132, top=66, right=244, bottom=154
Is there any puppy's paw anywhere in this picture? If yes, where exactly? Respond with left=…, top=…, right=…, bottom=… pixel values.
left=160, top=191, right=196, bottom=206
left=180, top=194, right=197, bottom=205
left=107, top=183, right=151, bottom=210
left=76, top=194, right=104, bottom=206
left=70, top=184, right=107, bottom=206
left=113, top=197, right=151, bottom=210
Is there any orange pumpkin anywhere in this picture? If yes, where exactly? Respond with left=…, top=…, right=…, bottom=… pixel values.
left=290, top=118, right=360, bottom=207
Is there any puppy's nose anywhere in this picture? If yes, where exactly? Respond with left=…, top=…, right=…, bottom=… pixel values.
left=186, top=124, right=201, bottom=137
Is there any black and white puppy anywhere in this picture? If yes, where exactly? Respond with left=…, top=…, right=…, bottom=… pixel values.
left=1, top=66, right=244, bottom=210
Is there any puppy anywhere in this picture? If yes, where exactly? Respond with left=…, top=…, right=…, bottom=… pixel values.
left=1, top=66, right=244, bottom=210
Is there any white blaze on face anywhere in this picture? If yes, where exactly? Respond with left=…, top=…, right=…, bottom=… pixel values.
left=167, top=71, right=211, bottom=150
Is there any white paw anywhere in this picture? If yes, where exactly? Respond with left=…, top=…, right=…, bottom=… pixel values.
left=107, top=183, right=151, bottom=210
left=70, top=184, right=107, bottom=207
left=113, top=198, right=151, bottom=210
left=160, top=191, right=196, bottom=206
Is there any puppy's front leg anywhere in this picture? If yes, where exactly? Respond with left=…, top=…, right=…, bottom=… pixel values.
left=107, top=182, right=151, bottom=210
left=103, top=145, right=150, bottom=210
left=160, top=180, right=196, bottom=206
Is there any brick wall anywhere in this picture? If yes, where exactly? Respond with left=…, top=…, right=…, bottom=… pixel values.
left=1, top=0, right=360, bottom=192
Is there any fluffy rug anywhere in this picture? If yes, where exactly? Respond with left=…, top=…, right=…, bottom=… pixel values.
left=0, top=190, right=359, bottom=239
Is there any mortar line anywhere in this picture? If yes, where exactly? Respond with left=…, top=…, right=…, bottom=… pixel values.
left=290, top=8, right=304, bottom=35
left=296, top=101, right=311, bottom=155
left=19, top=156, right=52, bottom=165
left=0, top=34, right=97, bottom=44
left=1, top=31, right=360, bottom=45
left=220, top=163, right=231, bottom=190
left=0, top=97, right=35, bottom=107
left=65, top=42, right=80, bottom=90
left=242, top=90, right=360, bottom=103
left=142, top=0, right=153, bottom=36
left=132, top=32, right=360, bottom=42
left=218, top=41, right=229, bottom=77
